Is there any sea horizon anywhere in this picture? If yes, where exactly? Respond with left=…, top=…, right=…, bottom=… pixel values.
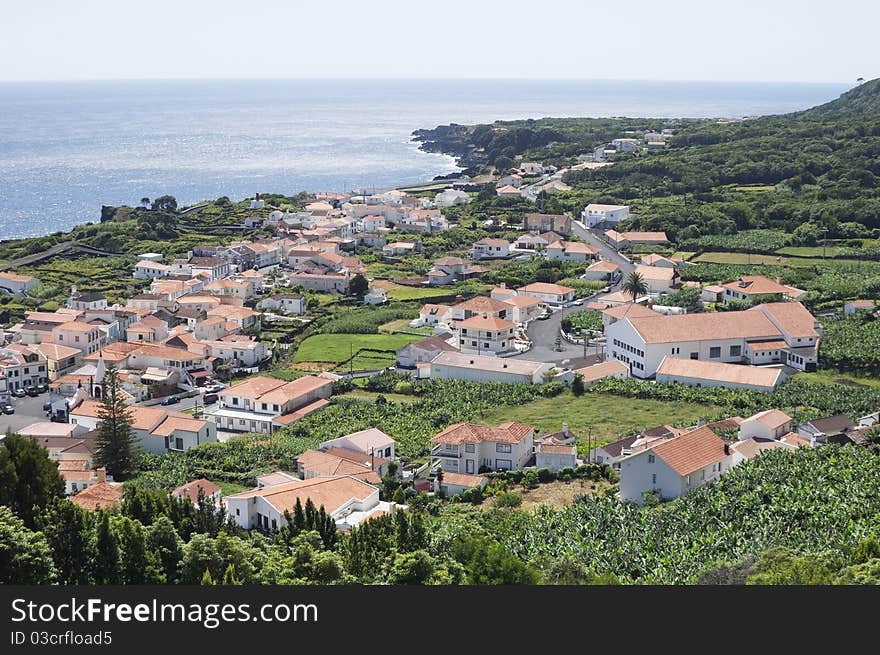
left=0, top=78, right=851, bottom=240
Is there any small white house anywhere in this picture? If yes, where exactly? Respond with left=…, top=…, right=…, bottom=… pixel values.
left=535, top=443, right=577, bottom=472
left=619, top=426, right=733, bottom=505
left=364, top=287, right=388, bottom=305
left=738, top=409, right=792, bottom=441
left=581, top=204, right=630, bottom=228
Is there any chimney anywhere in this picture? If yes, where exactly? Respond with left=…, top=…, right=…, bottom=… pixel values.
left=96, top=467, right=106, bottom=483
left=455, top=294, right=464, bottom=305
left=723, top=443, right=730, bottom=455
left=500, top=282, right=506, bottom=289
left=562, top=422, right=569, bottom=436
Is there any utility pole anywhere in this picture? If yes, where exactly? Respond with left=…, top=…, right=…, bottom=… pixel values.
left=349, top=342, right=353, bottom=378
left=821, top=227, right=829, bottom=259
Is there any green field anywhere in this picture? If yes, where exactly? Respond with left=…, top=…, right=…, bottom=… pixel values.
left=797, top=370, right=880, bottom=388
left=733, top=185, right=777, bottom=192
left=342, top=389, right=421, bottom=404
left=693, top=252, right=791, bottom=266
left=776, top=246, right=847, bottom=258
left=293, top=332, right=424, bottom=364
left=478, top=390, right=724, bottom=445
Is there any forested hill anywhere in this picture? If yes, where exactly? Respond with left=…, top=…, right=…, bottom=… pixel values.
left=414, top=79, right=880, bottom=243
left=798, top=78, right=880, bottom=119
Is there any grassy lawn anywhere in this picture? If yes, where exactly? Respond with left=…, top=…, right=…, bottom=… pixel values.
left=797, top=370, right=880, bottom=388
left=477, top=390, right=723, bottom=445
left=776, top=246, right=847, bottom=258
left=294, top=333, right=423, bottom=364
left=671, top=251, right=697, bottom=261
left=216, top=481, right=249, bottom=496
left=341, top=389, right=421, bottom=404
left=694, top=252, right=790, bottom=266
left=371, top=280, right=455, bottom=301
left=333, top=351, right=397, bottom=372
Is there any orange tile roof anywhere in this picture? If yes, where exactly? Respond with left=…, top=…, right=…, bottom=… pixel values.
left=226, top=475, right=377, bottom=515
left=627, top=310, right=779, bottom=344
left=151, top=415, right=207, bottom=436
left=575, top=359, right=630, bottom=383
left=747, top=408, right=792, bottom=429
left=648, top=426, right=728, bottom=476
left=457, top=315, right=516, bottom=331
left=439, top=472, right=488, bottom=488
left=69, top=482, right=124, bottom=510
left=172, top=479, right=221, bottom=502
left=656, top=357, right=784, bottom=388
left=431, top=421, right=533, bottom=445
left=518, top=282, right=575, bottom=295
left=721, top=275, right=792, bottom=296
left=751, top=302, right=818, bottom=339
left=453, top=296, right=512, bottom=313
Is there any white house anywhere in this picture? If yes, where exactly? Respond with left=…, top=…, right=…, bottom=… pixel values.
left=133, top=260, right=172, bottom=280
left=0, top=272, right=39, bottom=295
left=517, top=282, right=575, bottom=306
left=535, top=443, right=577, bottom=472
left=396, top=333, right=457, bottom=368
left=619, top=426, right=733, bottom=505
left=721, top=275, right=805, bottom=304
left=431, top=422, right=535, bottom=474
left=259, top=294, right=307, bottom=315
left=363, top=287, right=388, bottom=305
left=470, top=238, right=511, bottom=260
left=320, top=427, right=396, bottom=460
left=584, top=260, right=619, bottom=280
left=434, top=189, right=470, bottom=207
left=634, top=264, right=678, bottom=295
left=456, top=315, right=517, bottom=355
left=582, top=204, right=630, bottom=228
left=418, top=303, right=452, bottom=327
left=545, top=240, right=599, bottom=262
left=738, top=409, right=793, bottom=441
left=205, top=375, right=332, bottom=433
left=225, top=475, right=393, bottom=532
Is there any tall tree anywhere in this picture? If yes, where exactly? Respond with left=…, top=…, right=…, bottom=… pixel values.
left=36, top=499, right=93, bottom=584
left=0, top=432, right=64, bottom=528
left=146, top=516, right=183, bottom=584
left=349, top=273, right=369, bottom=298
left=91, top=511, right=121, bottom=584
left=623, top=271, right=648, bottom=304
left=0, top=505, right=57, bottom=584
left=94, top=368, right=140, bottom=480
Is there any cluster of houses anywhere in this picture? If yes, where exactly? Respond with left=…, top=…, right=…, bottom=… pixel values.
left=590, top=129, right=673, bottom=163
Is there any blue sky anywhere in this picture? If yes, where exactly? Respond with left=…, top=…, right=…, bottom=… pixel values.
left=1, top=0, right=876, bottom=82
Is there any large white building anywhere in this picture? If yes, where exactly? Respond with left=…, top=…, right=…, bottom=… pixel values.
left=605, top=302, right=819, bottom=377
left=581, top=204, right=630, bottom=228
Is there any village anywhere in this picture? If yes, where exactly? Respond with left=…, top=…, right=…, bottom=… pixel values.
left=1, top=131, right=879, bottom=534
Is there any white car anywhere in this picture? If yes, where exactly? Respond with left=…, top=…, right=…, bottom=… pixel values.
left=203, top=383, right=226, bottom=393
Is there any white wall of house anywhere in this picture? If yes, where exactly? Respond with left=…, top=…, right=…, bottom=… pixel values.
left=620, top=449, right=730, bottom=505
left=536, top=451, right=577, bottom=472
left=432, top=435, right=533, bottom=475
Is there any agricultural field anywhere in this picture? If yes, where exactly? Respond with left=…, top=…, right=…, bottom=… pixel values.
left=478, top=390, right=724, bottom=446
left=378, top=319, right=433, bottom=335
left=370, top=280, right=461, bottom=301
left=481, top=479, right=611, bottom=511
left=293, top=333, right=423, bottom=365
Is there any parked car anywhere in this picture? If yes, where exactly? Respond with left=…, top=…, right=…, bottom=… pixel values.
left=160, top=395, right=180, bottom=406
left=572, top=299, right=585, bottom=306
left=536, top=312, right=552, bottom=320
left=35, top=383, right=49, bottom=393
left=2, top=403, right=14, bottom=415
left=42, top=401, right=53, bottom=412
left=12, top=388, right=27, bottom=398
left=26, top=386, right=40, bottom=397
left=203, top=393, right=219, bottom=405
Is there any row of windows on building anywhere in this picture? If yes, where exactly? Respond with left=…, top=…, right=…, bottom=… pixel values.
left=612, top=338, right=644, bottom=358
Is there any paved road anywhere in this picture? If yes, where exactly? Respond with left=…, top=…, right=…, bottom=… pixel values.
left=570, top=219, right=635, bottom=280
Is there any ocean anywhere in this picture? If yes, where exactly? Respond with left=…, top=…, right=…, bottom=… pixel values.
left=0, top=78, right=850, bottom=240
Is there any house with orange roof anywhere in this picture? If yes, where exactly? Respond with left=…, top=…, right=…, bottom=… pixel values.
left=721, top=275, right=804, bottom=304
left=435, top=471, right=489, bottom=496
left=517, top=282, right=576, bottom=306
left=51, top=321, right=102, bottom=355
left=633, top=264, right=679, bottom=294
left=27, top=342, right=82, bottom=380
left=295, top=450, right=381, bottom=484
left=455, top=314, right=518, bottom=355
left=545, top=240, right=600, bottom=263
left=171, top=479, right=222, bottom=505
left=206, top=304, right=262, bottom=330
left=738, top=409, right=793, bottom=441
left=418, top=303, right=452, bottom=326
left=225, top=475, right=394, bottom=532
left=431, top=421, right=535, bottom=474
left=605, top=301, right=820, bottom=378
left=619, top=426, right=733, bottom=505
left=449, top=295, right=513, bottom=323
left=0, top=271, right=39, bottom=295
left=125, top=315, right=169, bottom=344
left=69, top=477, right=124, bottom=510
left=583, top=259, right=620, bottom=281
left=319, top=427, right=396, bottom=460
left=656, top=356, right=786, bottom=392
left=205, top=374, right=333, bottom=434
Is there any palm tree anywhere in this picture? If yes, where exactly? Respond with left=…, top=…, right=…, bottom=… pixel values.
left=623, top=271, right=648, bottom=303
